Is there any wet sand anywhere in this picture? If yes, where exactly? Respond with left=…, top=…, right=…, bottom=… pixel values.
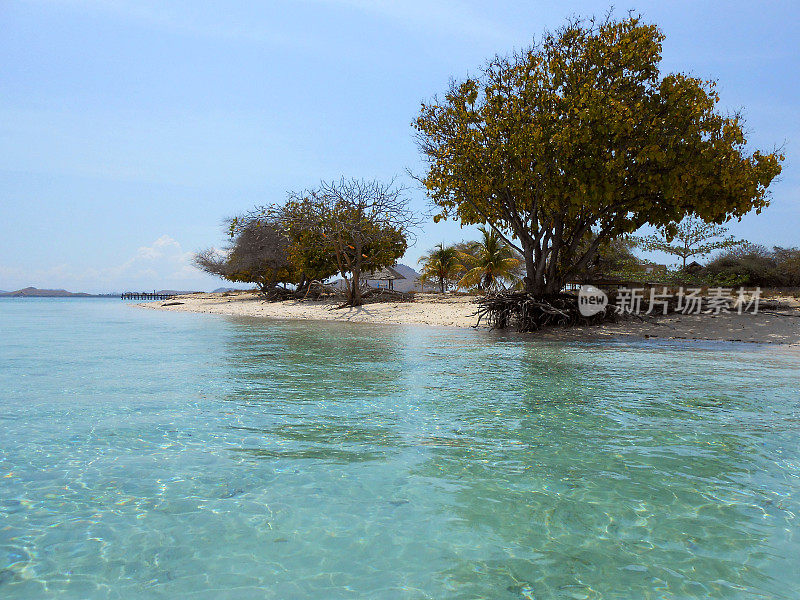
left=139, top=291, right=800, bottom=345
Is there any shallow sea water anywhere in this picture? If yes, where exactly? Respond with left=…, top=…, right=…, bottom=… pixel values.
left=1, top=298, right=799, bottom=599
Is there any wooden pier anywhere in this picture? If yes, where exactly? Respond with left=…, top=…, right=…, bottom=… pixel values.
left=121, top=291, right=175, bottom=301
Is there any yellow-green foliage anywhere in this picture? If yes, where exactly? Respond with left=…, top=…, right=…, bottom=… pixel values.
left=414, top=14, right=783, bottom=295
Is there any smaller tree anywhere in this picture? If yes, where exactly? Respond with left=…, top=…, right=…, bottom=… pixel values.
left=457, top=226, right=520, bottom=291
left=266, top=178, right=418, bottom=306
left=702, top=244, right=800, bottom=287
left=193, top=249, right=231, bottom=281
left=418, top=244, right=462, bottom=293
left=271, top=200, right=341, bottom=290
left=195, top=219, right=297, bottom=294
left=701, top=243, right=774, bottom=286
left=638, top=216, right=741, bottom=269
left=772, top=247, right=800, bottom=287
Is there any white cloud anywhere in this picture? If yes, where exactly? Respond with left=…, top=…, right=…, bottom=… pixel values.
left=108, top=235, right=198, bottom=283
left=0, top=235, right=225, bottom=293
left=134, top=235, right=185, bottom=260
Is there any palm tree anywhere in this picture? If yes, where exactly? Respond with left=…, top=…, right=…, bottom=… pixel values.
left=418, top=243, right=462, bottom=293
left=457, top=226, right=520, bottom=291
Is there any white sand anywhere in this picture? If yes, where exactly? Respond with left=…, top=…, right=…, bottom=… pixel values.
left=138, top=291, right=800, bottom=345
left=139, top=292, right=479, bottom=328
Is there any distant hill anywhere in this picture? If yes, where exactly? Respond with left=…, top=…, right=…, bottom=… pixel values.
left=376, top=263, right=439, bottom=292
left=212, top=287, right=252, bottom=293
left=0, top=287, right=92, bottom=297
left=386, top=264, right=427, bottom=292
left=0, top=287, right=214, bottom=298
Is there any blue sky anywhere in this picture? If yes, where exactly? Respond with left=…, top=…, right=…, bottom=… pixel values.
left=1, top=0, right=798, bottom=293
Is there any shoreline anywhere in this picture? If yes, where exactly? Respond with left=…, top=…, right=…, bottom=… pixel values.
left=137, top=291, right=800, bottom=346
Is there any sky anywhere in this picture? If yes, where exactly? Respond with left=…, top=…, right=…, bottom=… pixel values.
left=1, top=0, right=798, bottom=293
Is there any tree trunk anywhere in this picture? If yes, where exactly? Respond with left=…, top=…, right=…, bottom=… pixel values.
left=545, top=219, right=564, bottom=295
left=544, top=276, right=563, bottom=295
left=350, top=269, right=362, bottom=306
left=258, top=280, right=275, bottom=296
left=522, top=240, right=547, bottom=296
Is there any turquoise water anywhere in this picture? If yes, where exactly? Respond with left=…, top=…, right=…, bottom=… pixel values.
left=1, top=299, right=799, bottom=599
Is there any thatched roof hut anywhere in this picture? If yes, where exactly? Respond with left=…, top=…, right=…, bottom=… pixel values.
left=366, top=266, right=406, bottom=290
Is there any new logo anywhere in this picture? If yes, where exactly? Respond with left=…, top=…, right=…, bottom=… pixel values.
left=578, top=285, right=608, bottom=316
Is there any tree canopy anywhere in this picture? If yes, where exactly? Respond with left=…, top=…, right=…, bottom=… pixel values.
left=568, top=233, right=639, bottom=281
left=418, top=243, right=462, bottom=293
left=414, top=14, right=783, bottom=295
left=195, top=218, right=297, bottom=294
left=638, top=215, right=740, bottom=268
left=456, top=226, right=520, bottom=291
left=263, top=178, right=417, bottom=306
left=702, top=244, right=800, bottom=287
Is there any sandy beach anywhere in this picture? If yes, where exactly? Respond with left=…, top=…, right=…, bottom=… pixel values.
left=138, top=291, right=800, bottom=345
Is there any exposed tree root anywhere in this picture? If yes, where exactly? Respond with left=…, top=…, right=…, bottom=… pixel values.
left=475, top=291, right=614, bottom=331
left=260, top=283, right=415, bottom=306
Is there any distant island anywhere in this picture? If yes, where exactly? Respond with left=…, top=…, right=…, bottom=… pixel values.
left=0, top=287, right=208, bottom=298
left=0, top=287, right=96, bottom=297
left=0, top=279, right=427, bottom=298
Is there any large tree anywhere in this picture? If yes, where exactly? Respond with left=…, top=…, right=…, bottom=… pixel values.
left=414, top=14, right=783, bottom=296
